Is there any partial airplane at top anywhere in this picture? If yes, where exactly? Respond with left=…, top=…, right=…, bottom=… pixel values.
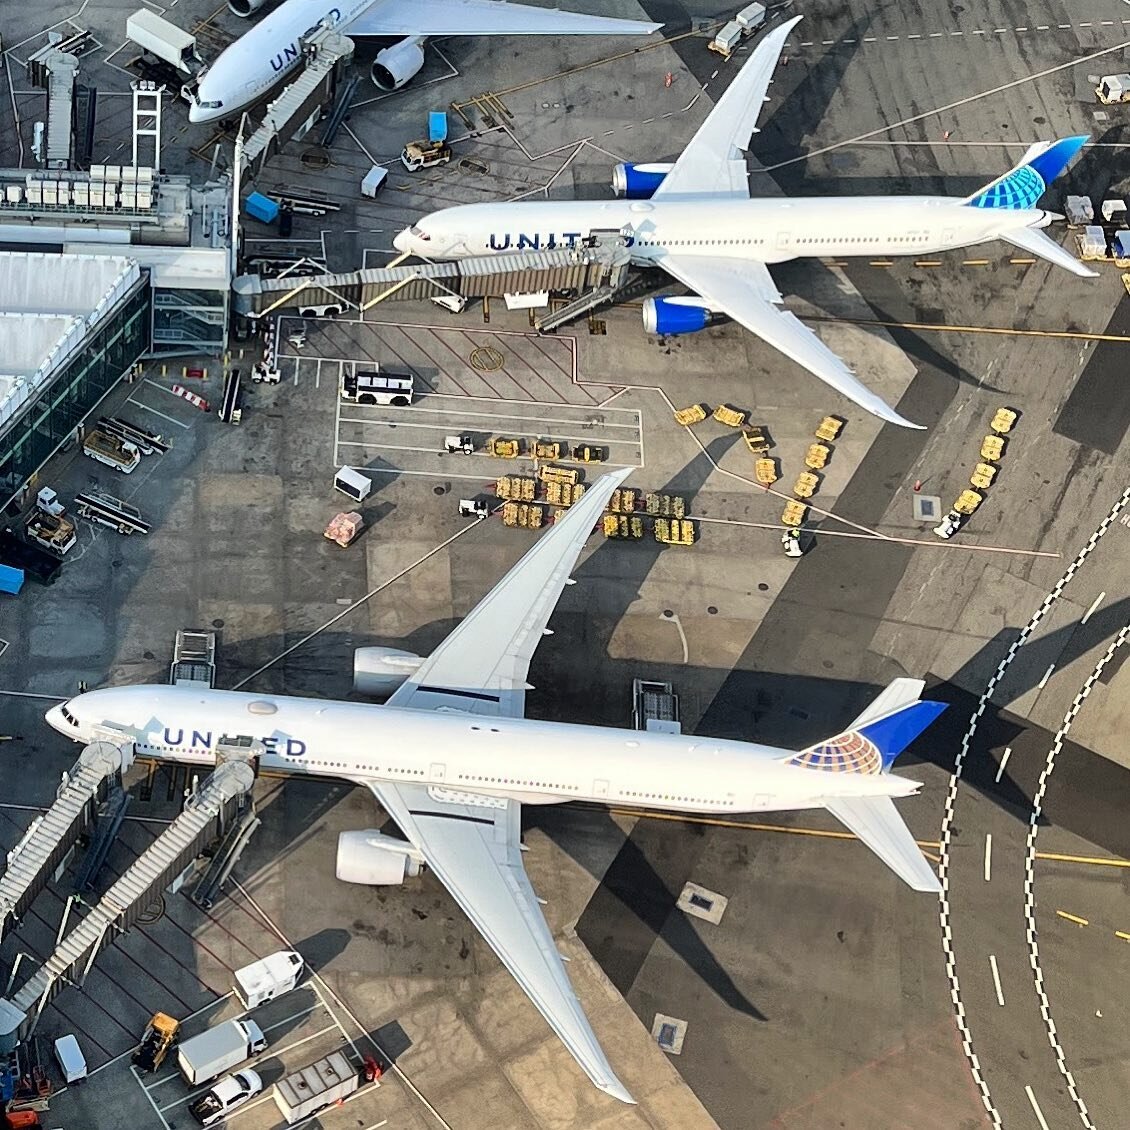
left=47, top=470, right=946, bottom=1101
left=393, top=15, right=1095, bottom=428
left=186, top=0, right=661, bottom=124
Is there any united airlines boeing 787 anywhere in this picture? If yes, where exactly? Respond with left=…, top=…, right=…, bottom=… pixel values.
left=394, top=15, right=1095, bottom=428
left=46, top=469, right=945, bottom=1103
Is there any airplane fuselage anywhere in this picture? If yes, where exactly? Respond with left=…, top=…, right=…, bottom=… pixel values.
left=49, top=685, right=917, bottom=813
left=397, top=194, right=1050, bottom=264
left=190, top=0, right=371, bottom=123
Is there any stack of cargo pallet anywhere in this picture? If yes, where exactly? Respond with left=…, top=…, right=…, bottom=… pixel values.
left=545, top=480, right=585, bottom=507
left=502, top=502, right=544, bottom=528
left=655, top=518, right=695, bottom=545
left=644, top=492, right=686, bottom=518
left=602, top=513, right=644, bottom=539
left=609, top=487, right=638, bottom=513
left=496, top=475, right=537, bottom=501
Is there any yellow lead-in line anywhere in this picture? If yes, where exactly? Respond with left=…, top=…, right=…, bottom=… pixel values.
left=810, top=315, right=1130, bottom=344
left=1055, top=910, right=1089, bottom=927
left=1035, top=852, right=1130, bottom=868
left=1115, top=931, right=1130, bottom=942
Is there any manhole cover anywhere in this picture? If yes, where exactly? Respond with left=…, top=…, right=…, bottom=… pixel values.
left=470, top=346, right=504, bottom=372
left=459, top=157, right=490, bottom=175
left=301, top=148, right=331, bottom=170
left=137, top=896, right=165, bottom=925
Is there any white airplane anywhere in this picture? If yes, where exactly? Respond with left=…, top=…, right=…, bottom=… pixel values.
left=45, top=468, right=946, bottom=1103
left=186, top=0, right=660, bottom=124
left=393, top=14, right=1096, bottom=428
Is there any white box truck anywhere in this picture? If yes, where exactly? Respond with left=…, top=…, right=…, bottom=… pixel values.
left=234, top=950, right=305, bottom=1009
left=177, top=1019, right=267, bottom=1086
left=274, top=1051, right=379, bottom=1125
left=126, top=9, right=201, bottom=73
left=54, top=1034, right=88, bottom=1084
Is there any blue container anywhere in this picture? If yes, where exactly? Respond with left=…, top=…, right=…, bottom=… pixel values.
left=244, top=192, right=280, bottom=224
left=1115, top=229, right=1130, bottom=259
left=428, top=111, right=448, bottom=144
left=0, top=563, right=21, bottom=595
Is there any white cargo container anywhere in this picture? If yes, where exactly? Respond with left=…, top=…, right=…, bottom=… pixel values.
left=126, top=9, right=201, bottom=73
left=1097, top=74, right=1130, bottom=104
left=735, top=2, right=766, bottom=31
left=274, top=1051, right=365, bottom=1125
left=233, top=950, right=305, bottom=1010
left=54, top=1035, right=88, bottom=1084
left=360, top=165, right=389, bottom=198
left=709, top=20, right=744, bottom=57
left=177, top=1019, right=266, bottom=1086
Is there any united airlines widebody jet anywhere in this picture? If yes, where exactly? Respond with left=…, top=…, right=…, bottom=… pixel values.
left=46, top=469, right=946, bottom=1103
left=185, top=0, right=660, bottom=124
left=394, top=14, right=1095, bottom=428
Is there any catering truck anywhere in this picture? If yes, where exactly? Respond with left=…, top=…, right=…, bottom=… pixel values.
left=126, top=9, right=201, bottom=73
left=233, top=950, right=305, bottom=1010
left=177, top=1019, right=266, bottom=1086
left=273, top=1052, right=381, bottom=1125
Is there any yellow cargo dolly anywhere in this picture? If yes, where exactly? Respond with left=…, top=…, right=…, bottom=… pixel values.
left=980, top=434, right=1005, bottom=462
left=781, top=499, right=807, bottom=526
left=742, top=426, right=770, bottom=456
left=805, top=443, right=831, bottom=470
left=572, top=444, right=606, bottom=463
left=755, top=458, right=778, bottom=486
left=815, top=415, right=845, bottom=442
left=954, top=489, right=983, bottom=515
left=793, top=471, right=820, bottom=499
left=540, top=464, right=579, bottom=485
left=674, top=403, right=709, bottom=427
left=970, top=462, right=997, bottom=490
left=602, top=513, right=620, bottom=538
left=610, top=487, right=638, bottom=513
left=990, top=407, right=1018, bottom=435
left=497, top=475, right=536, bottom=501
left=713, top=404, right=747, bottom=428
left=490, top=437, right=521, bottom=458
left=535, top=439, right=563, bottom=460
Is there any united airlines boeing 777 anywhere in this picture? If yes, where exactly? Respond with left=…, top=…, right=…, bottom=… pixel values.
left=394, top=15, right=1095, bottom=428
left=186, top=0, right=660, bottom=124
left=46, top=469, right=945, bottom=1103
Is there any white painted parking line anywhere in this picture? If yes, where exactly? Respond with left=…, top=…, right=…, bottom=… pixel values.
left=983, top=833, right=992, bottom=882
left=132, top=1065, right=172, bottom=1130
left=1025, top=1085, right=1051, bottom=1130
left=128, top=398, right=190, bottom=429
left=340, top=406, right=641, bottom=430
left=995, top=746, right=1012, bottom=783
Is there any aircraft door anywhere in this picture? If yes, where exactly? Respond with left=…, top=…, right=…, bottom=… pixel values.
left=942, top=228, right=956, bottom=247
left=593, top=779, right=609, bottom=798
left=430, top=762, right=446, bottom=781
left=776, top=230, right=792, bottom=253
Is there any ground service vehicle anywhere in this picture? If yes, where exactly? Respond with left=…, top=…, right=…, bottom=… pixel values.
left=177, top=1019, right=266, bottom=1086
left=340, top=369, right=413, bottom=406
left=189, top=1069, right=263, bottom=1127
left=126, top=9, right=201, bottom=73
left=25, top=511, right=75, bottom=556
left=274, top=1052, right=381, bottom=1125
left=233, top=950, right=305, bottom=1009
left=133, top=1013, right=180, bottom=1073
left=0, top=530, right=61, bottom=585
left=82, top=429, right=140, bottom=473
left=74, top=491, right=151, bottom=536
left=400, top=139, right=453, bottom=171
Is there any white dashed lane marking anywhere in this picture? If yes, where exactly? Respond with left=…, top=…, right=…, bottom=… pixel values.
left=786, top=18, right=1130, bottom=50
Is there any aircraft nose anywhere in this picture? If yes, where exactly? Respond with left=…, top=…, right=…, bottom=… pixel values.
left=45, top=705, right=66, bottom=734
left=392, top=229, right=411, bottom=253
left=187, top=103, right=203, bottom=124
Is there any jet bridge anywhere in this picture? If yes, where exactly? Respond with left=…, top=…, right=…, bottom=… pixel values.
left=0, top=742, right=129, bottom=946
left=0, top=760, right=254, bottom=1048
left=232, top=246, right=630, bottom=320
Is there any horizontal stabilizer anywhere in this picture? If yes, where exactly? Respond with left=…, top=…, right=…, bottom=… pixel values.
left=999, top=225, right=1100, bottom=278
left=823, top=795, right=941, bottom=892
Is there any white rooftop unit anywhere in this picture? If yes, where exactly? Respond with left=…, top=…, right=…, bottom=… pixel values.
left=1102, top=198, right=1127, bottom=222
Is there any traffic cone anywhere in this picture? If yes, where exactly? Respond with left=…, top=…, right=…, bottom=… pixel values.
left=664, top=72, right=673, bottom=88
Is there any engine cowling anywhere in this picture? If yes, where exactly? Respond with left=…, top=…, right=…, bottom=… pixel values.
left=227, top=0, right=270, bottom=17
left=353, top=647, right=424, bottom=697
left=642, top=296, right=714, bottom=336
left=336, top=831, right=424, bottom=885
left=371, top=37, right=426, bottom=91
left=611, top=162, right=675, bottom=199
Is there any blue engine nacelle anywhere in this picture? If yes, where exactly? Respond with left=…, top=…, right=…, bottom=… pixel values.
left=642, top=296, right=713, bottom=336
left=611, top=162, right=676, bottom=199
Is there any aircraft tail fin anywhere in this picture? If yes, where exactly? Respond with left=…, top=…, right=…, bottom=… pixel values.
left=787, top=679, right=947, bottom=775
left=963, top=135, right=1088, bottom=210
left=823, top=795, right=941, bottom=892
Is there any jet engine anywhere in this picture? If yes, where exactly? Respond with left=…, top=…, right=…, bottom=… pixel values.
left=611, top=162, right=675, bottom=199
left=371, top=36, right=426, bottom=91
left=227, top=0, right=270, bottom=17
left=353, top=647, right=424, bottom=697
left=642, top=296, right=716, bottom=336
left=336, top=831, right=424, bottom=885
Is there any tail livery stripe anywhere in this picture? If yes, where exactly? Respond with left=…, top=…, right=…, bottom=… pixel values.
left=966, top=135, right=1087, bottom=210
left=790, top=699, right=947, bottom=774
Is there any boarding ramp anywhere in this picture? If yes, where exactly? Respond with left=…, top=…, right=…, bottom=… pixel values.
left=232, top=245, right=629, bottom=319
left=0, top=742, right=129, bottom=945
left=1, top=761, right=254, bottom=1044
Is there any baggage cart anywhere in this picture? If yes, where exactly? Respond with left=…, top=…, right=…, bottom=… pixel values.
left=712, top=404, right=747, bottom=428
left=673, top=403, right=708, bottom=427
left=814, top=415, right=845, bottom=442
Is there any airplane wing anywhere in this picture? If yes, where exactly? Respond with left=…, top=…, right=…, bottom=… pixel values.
left=384, top=466, right=632, bottom=716
left=345, top=0, right=661, bottom=38
left=358, top=778, right=634, bottom=1103
left=370, top=469, right=635, bottom=1099
left=657, top=254, right=922, bottom=428
left=652, top=14, right=801, bottom=199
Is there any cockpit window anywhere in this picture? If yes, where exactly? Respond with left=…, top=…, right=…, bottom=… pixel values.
left=60, top=706, right=79, bottom=726
left=200, top=99, right=223, bottom=110
left=409, top=225, right=430, bottom=241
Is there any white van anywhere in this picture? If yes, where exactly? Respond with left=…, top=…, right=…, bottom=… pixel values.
left=54, top=1034, right=87, bottom=1084
left=234, top=950, right=305, bottom=1010
left=340, top=369, right=414, bottom=407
